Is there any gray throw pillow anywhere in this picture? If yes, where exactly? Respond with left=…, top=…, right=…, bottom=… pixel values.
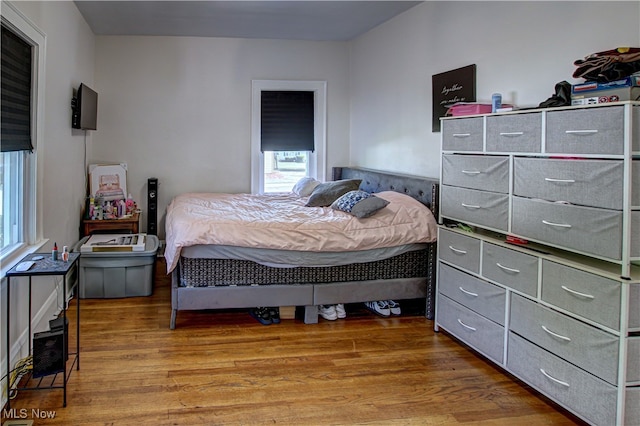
left=305, top=179, right=362, bottom=207
left=331, top=190, right=390, bottom=218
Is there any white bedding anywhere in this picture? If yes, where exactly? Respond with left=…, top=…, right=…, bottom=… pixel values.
left=164, top=190, right=438, bottom=272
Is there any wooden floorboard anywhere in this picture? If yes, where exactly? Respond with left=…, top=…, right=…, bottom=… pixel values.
left=3, top=258, right=586, bottom=425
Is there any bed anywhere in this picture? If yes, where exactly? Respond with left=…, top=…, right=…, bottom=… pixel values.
left=166, top=166, right=439, bottom=329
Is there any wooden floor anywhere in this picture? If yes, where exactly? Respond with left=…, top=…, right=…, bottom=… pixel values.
left=4, top=258, right=585, bottom=425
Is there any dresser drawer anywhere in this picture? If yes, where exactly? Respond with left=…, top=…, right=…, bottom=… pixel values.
left=634, top=105, right=640, bottom=152
left=633, top=160, right=640, bottom=206
left=514, top=157, right=625, bottom=210
left=486, top=112, right=541, bottom=152
left=627, top=387, right=640, bottom=426
left=629, top=337, right=640, bottom=384
left=541, top=260, right=622, bottom=330
left=441, top=117, right=484, bottom=151
left=633, top=211, right=640, bottom=258
left=441, top=186, right=508, bottom=232
left=482, top=243, right=538, bottom=297
left=438, top=263, right=506, bottom=325
left=511, top=196, right=622, bottom=260
left=437, top=294, right=504, bottom=363
left=438, top=228, right=480, bottom=273
left=510, top=294, right=620, bottom=385
left=546, top=106, right=625, bottom=155
left=442, top=154, right=509, bottom=193
left=507, top=332, right=618, bottom=426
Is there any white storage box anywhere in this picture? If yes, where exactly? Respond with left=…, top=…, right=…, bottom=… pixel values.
left=73, top=234, right=159, bottom=298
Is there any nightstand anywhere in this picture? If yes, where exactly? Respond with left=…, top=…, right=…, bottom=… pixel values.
left=81, top=212, right=140, bottom=236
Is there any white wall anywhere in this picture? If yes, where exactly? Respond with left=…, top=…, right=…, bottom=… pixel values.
left=349, top=1, right=640, bottom=179
left=1, top=0, right=95, bottom=407
left=93, top=36, right=351, bottom=237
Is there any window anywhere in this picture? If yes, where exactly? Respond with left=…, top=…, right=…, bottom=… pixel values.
left=1, top=3, right=45, bottom=267
left=251, top=80, right=326, bottom=194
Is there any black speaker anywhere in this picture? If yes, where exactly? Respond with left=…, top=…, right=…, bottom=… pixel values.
left=33, top=329, right=66, bottom=378
left=147, top=178, right=158, bottom=236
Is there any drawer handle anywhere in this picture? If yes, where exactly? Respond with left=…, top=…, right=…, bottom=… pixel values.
left=458, top=286, right=479, bottom=297
left=452, top=133, right=471, bottom=138
left=461, top=170, right=481, bottom=175
left=561, top=285, right=595, bottom=299
left=565, top=129, right=598, bottom=135
left=461, top=203, right=481, bottom=209
left=544, top=177, right=575, bottom=183
left=496, top=263, right=520, bottom=274
left=457, top=318, right=477, bottom=331
left=499, top=131, right=524, bottom=136
left=541, top=325, right=571, bottom=342
left=539, top=368, right=570, bottom=387
left=448, top=245, right=467, bottom=255
left=542, top=220, right=572, bottom=228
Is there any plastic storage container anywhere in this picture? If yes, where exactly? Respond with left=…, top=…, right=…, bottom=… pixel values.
left=73, top=234, right=159, bottom=298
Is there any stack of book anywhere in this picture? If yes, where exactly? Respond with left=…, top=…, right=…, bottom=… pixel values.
left=571, top=75, right=640, bottom=105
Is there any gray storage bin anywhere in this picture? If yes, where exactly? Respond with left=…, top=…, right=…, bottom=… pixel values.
left=486, top=112, right=542, bottom=153
left=437, top=294, right=505, bottom=364
left=510, top=293, right=620, bottom=385
left=482, top=242, right=538, bottom=297
left=74, top=235, right=159, bottom=298
left=541, top=260, right=622, bottom=331
left=441, top=117, right=484, bottom=151
left=507, top=332, right=618, bottom=426
left=545, top=106, right=625, bottom=155
left=441, top=185, right=509, bottom=232
left=438, top=263, right=506, bottom=325
left=438, top=228, right=481, bottom=274
left=442, top=154, right=509, bottom=193
left=514, top=157, right=625, bottom=210
left=511, top=196, right=622, bottom=260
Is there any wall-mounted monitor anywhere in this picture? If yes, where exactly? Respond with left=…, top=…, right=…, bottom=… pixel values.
left=72, top=83, right=98, bottom=130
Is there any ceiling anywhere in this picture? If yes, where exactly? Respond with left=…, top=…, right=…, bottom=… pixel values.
left=74, top=1, right=423, bottom=41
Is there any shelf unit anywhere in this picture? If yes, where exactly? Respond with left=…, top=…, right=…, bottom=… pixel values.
left=5, top=252, right=81, bottom=408
left=435, top=102, right=639, bottom=425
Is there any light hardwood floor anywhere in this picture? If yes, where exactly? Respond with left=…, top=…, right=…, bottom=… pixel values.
left=3, top=258, right=585, bottom=425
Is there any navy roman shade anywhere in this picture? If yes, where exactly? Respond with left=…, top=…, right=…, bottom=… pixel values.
left=1, top=24, right=33, bottom=152
left=260, top=91, right=314, bottom=152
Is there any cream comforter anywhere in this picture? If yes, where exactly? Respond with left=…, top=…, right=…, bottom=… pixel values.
left=164, top=191, right=437, bottom=272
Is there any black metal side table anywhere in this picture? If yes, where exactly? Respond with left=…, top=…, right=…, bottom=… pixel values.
left=5, top=252, right=81, bottom=408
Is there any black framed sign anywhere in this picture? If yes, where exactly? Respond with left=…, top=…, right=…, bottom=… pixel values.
left=432, top=64, right=476, bottom=132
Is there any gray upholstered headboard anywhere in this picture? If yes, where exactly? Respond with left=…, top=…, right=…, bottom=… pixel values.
left=332, top=167, right=439, bottom=221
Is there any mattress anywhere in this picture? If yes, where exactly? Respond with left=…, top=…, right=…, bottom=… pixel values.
left=165, top=190, right=438, bottom=272
left=180, top=242, right=429, bottom=268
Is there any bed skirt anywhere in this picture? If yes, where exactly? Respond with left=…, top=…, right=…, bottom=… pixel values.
left=179, top=248, right=429, bottom=287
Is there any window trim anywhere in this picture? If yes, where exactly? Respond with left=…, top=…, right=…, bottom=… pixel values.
left=251, top=80, right=326, bottom=194
left=1, top=1, right=47, bottom=274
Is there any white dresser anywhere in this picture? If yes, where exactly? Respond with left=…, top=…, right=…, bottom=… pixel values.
left=436, top=102, right=640, bottom=425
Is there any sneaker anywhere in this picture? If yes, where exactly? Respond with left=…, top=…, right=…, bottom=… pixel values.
left=319, top=305, right=338, bottom=321
left=364, top=301, right=390, bottom=317
left=387, top=300, right=401, bottom=315
left=269, top=307, right=281, bottom=324
left=335, top=303, right=346, bottom=319
left=249, top=307, right=272, bottom=325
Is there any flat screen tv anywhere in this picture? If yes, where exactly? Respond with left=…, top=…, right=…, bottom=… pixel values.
left=72, top=83, right=98, bottom=130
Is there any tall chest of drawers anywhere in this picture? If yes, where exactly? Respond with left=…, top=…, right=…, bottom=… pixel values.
left=436, top=102, right=640, bottom=425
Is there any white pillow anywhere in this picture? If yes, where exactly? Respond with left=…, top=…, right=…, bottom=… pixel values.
left=291, top=177, right=320, bottom=197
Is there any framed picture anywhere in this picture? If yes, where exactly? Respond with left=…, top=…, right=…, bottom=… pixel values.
left=432, top=64, right=476, bottom=132
left=89, top=163, right=127, bottom=201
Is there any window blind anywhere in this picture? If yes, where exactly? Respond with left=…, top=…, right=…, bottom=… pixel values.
left=260, top=91, right=314, bottom=152
left=1, top=24, right=33, bottom=152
